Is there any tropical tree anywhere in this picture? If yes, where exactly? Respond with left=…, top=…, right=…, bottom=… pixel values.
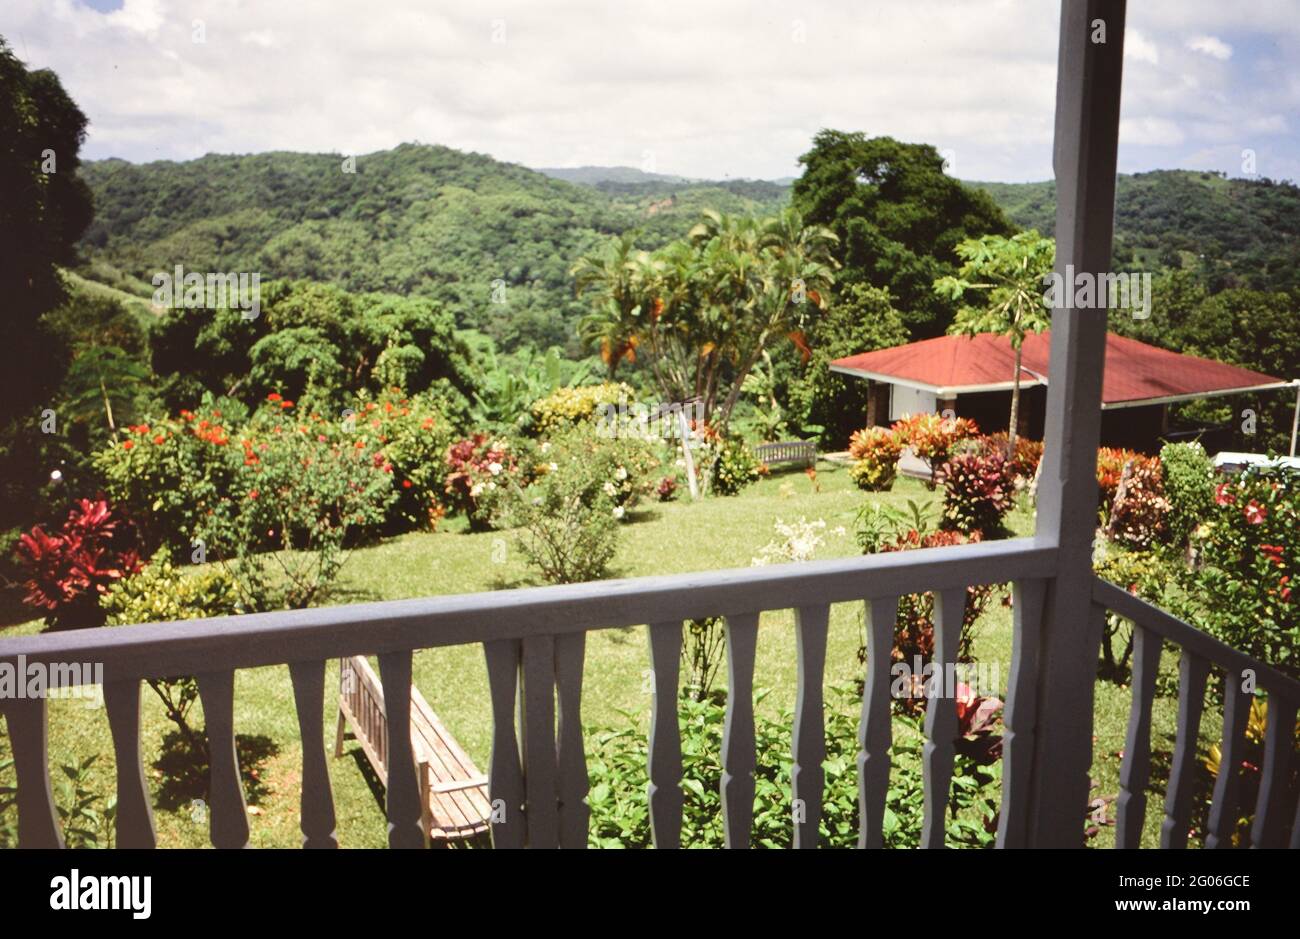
left=572, top=232, right=644, bottom=379
left=933, top=231, right=1055, bottom=455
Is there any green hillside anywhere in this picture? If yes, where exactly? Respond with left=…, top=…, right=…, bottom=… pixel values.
left=971, top=169, right=1300, bottom=293
left=77, top=145, right=787, bottom=353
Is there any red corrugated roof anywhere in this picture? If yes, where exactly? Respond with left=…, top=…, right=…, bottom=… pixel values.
left=829, top=331, right=1285, bottom=406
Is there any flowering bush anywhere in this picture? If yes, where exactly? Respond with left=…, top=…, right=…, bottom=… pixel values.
left=847, top=426, right=902, bottom=491
left=1173, top=467, right=1298, bottom=678
left=933, top=452, right=1017, bottom=536
left=349, top=388, right=457, bottom=531
left=232, top=405, right=396, bottom=608
left=538, top=425, right=660, bottom=515
left=93, top=399, right=245, bottom=557
left=444, top=434, right=517, bottom=530
left=15, top=499, right=142, bottom=629
left=530, top=382, right=636, bottom=436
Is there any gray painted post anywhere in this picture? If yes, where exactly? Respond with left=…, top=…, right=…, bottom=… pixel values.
left=1025, top=0, right=1127, bottom=847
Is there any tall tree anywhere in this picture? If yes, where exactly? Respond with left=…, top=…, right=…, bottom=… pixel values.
left=933, top=231, right=1055, bottom=455
left=792, top=131, right=1013, bottom=338
left=572, top=232, right=644, bottom=379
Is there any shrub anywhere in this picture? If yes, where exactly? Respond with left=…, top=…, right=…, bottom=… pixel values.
left=530, top=382, right=636, bottom=437
left=655, top=475, right=678, bottom=502
left=1160, top=442, right=1214, bottom=549
left=1104, top=458, right=1169, bottom=550
left=750, top=517, right=828, bottom=566
left=584, top=685, right=1001, bottom=848
left=976, top=433, right=1043, bottom=482
left=933, top=452, right=1017, bottom=536
left=226, top=405, right=396, bottom=609
left=15, top=499, right=141, bottom=629
left=539, top=425, right=661, bottom=514
left=855, top=500, right=996, bottom=675
left=1092, top=545, right=1176, bottom=682
left=706, top=432, right=760, bottom=496
left=493, top=465, right=620, bottom=586
left=102, top=552, right=245, bottom=748
left=891, top=413, right=980, bottom=484
left=354, top=387, right=456, bottom=531
left=1173, top=467, right=1298, bottom=678
left=444, top=433, right=517, bottom=530
left=93, top=398, right=245, bottom=558
left=847, top=426, right=902, bottom=491
left=1096, top=447, right=1156, bottom=510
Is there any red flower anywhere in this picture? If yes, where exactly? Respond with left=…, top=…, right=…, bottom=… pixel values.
left=402, top=479, right=413, bottom=489
left=122, top=440, right=134, bottom=450
left=280, top=400, right=294, bottom=409
left=248, top=490, right=260, bottom=500
left=267, top=392, right=282, bottom=402
left=1214, top=483, right=1235, bottom=506
left=1244, top=501, right=1267, bottom=525
left=153, top=435, right=166, bottom=445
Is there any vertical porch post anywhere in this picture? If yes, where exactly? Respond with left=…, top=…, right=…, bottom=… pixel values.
left=1025, top=0, right=1126, bottom=847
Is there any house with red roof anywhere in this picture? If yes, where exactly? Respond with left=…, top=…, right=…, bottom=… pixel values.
left=830, top=331, right=1296, bottom=453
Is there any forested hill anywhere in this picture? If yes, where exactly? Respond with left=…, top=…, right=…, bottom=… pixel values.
left=972, top=169, right=1300, bottom=293
left=77, top=146, right=1299, bottom=356
left=76, top=144, right=787, bottom=352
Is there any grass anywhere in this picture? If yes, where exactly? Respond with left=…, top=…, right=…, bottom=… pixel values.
left=0, top=462, right=1223, bottom=848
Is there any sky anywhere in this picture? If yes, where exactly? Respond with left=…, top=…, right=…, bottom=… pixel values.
left=2, top=0, right=1298, bottom=183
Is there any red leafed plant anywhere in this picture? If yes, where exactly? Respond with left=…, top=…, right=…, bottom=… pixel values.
left=15, top=499, right=141, bottom=630
left=953, top=682, right=1005, bottom=764
left=934, top=451, right=1018, bottom=536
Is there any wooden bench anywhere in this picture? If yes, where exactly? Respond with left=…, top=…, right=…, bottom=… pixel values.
left=753, top=439, right=817, bottom=468
left=334, top=655, right=491, bottom=845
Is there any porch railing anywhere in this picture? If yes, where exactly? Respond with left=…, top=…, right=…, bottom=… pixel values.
left=2, top=540, right=1295, bottom=849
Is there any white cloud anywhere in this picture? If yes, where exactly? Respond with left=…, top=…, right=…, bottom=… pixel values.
left=1125, top=29, right=1159, bottom=65
left=1186, top=35, right=1232, bottom=60
left=0, top=0, right=1296, bottom=184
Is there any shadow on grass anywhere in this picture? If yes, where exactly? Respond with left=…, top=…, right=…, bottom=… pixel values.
left=152, top=731, right=280, bottom=811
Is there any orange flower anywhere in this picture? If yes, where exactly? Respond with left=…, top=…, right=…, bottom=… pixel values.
left=122, top=440, right=134, bottom=450
left=153, top=435, right=166, bottom=445
left=267, top=392, right=282, bottom=402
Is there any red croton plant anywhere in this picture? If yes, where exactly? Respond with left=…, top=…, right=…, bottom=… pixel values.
left=15, top=499, right=141, bottom=630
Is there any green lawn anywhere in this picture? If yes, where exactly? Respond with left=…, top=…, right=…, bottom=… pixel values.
left=0, top=462, right=1219, bottom=848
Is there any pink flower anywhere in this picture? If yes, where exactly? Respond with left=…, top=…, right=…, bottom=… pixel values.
left=1244, top=501, right=1267, bottom=525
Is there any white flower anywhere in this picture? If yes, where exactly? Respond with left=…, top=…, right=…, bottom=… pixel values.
left=612, top=506, right=625, bottom=519
left=548, top=462, right=558, bottom=472
left=615, top=466, right=628, bottom=480
left=488, top=461, right=503, bottom=476
left=603, top=481, right=617, bottom=496
left=532, top=497, right=543, bottom=506
left=470, top=483, right=484, bottom=498
left=675, top=459, right=686, bottom=468
left=540, top=441, right=551, bottom=454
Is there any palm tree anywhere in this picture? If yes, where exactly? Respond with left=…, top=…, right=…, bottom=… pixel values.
left=572, top=231, right=644, bottom=379
left=934, top=231, right=1055, bottom=456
